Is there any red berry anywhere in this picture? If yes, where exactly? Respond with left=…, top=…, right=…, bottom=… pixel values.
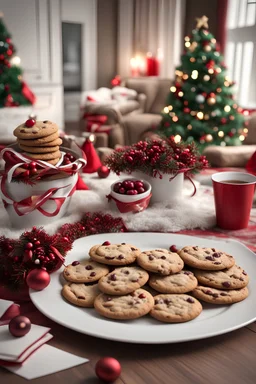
left=122, top=180, right=134, bottom=190
left=102, top=241, right=111, bottom=246
left=170, top=245, right=178, bottom=252
left=113, top=182, right=122, bottom=192
left=134, top=181, right=144, bottom=189
left=137, top=187, right=145, bottom=194
left=118, top=187, right=126, bottom=194
left=23, top=170, right=30, bottom=178
left=25, top=119, right=36, bottom=128
left=26, top=242, right=33, bottom=249
left=29, top=161, right=37, bottom=168
left=126, top=189, right=138, bottom=195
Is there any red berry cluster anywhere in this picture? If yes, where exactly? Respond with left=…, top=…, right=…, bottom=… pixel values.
left=63, top=152, right=76, bottom=166
left=105, top=138, right=209, bottom=177
left=113, top=179, right=148, bottom=196
left=19, top=161, right=39, bottom=179
left=24, top=239, right=56, bottom=268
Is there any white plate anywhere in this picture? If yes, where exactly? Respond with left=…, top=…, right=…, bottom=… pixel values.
left=30, top=233, right=256, bottom=344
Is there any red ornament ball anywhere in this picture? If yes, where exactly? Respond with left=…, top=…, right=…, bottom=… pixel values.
left=9, top=316, right=31, bottom=337
left=25, top=119, right=36, bottom=128
left=95, top=357, right=121, bottom=382
left=26, top=269, right=50, bottom=291
left=97, top=165, right=110, bottom=178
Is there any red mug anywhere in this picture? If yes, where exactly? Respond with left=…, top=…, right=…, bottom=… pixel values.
left=212, top=171, right=256, bottom=230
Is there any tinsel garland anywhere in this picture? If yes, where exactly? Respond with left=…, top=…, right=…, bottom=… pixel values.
left=0, top=212, right=126, bottom=290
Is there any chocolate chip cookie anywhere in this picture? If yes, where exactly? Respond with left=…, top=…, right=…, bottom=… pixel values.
left=149, top=270, right=198, bottom=294
left=62, top=282, right=100, bottom=307
left=137, top=248, right=184, bottom=275
left=193, top=265, right=249, bottom=290
left=150, top=294, right=202, bottom=323
left=178, top=246, right=235, bottom=270
left=89, top=242, right=140, bottom=266
left=94, top=288, right=154, bottom=320
left=63, top=260, right=109, bottom=283
left=98, top=266, right=149, bottom=295
left=192, top=285, right=249, bottom=304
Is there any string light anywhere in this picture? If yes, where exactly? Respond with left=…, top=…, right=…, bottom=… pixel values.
left=205, top=134, right=213, bottom=142
left=183, top=74, right=189, bottom=80
left=224, top=81, right=229, bottom=86
left=197, top=112, right=204, bottom=119
left=214, top=52, right=220, bottom=57
left=220, top=141, right=226, bottom=146
left=224, top=105, right=231, bottom=112
left=213, top=127, right=218, bottom=132
left=229, top=115, right=235, bottom=120
left=216, top=87, right=222, bottom=93
left=178, top=91, right=184, bottom=97
left=218, top=131, right=224, bottom=137
left=208, top=68, right=214, bottom=74
left=233, top=104, right=238, bottom=108
left=211, top=38, right=216, bottom=43
left=163, top=107, right=169, bottom=113
left=187, top=124, right=192, bottom=130
left=191, top=70, right=198, bottom=79
left=190, top=58, right=196, bottom=62
left=185, top=42, right=191, bottom=48
left=175, top=70, right=183, bottom=76
left=168, top=105, right=173, bottom=110
left=172, top=116, right=178, bottom=122
left=174, top=135, right=182, bottom=143
left=170, top=86, right=176, bottom=92
left=169, top=112, right=175, bottom=117
left=239, top=135, right=245, bottom=141
left=204, top=75, right=210, bottom=81
left=243, top=128, right=248, bottom=133
left=191, top=111, right=196, bottom=116
left=184, top=36, right=190, bottom=41
left=202, top=55, right=207, bottom=61
left=215, top=68, right=222, bottom=73
left=204, top=114, right=210, bottom=120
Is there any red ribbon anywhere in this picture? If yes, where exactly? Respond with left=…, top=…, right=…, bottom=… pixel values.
left=1, top=174, right=77, bottom=217
left=107, top=194, right=152, bottom=213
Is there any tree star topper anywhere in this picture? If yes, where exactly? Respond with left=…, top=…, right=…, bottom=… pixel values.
left=196, top=15, right=209, bottom=29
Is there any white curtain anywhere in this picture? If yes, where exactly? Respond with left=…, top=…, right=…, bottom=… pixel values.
left=118, top=0, right=186, bottom=78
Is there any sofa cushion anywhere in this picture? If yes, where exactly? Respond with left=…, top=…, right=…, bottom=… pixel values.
left=116, top=100, right=141, bottom=116
left=203, top=145, right=256, bottom=167
left=150, top=78, right=172, bottom=114
left=123, top=113, right=162, bottom=145
left=124, top=78, right=159, bottom=113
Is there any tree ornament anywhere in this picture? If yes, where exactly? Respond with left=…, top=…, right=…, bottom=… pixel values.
left=25, top=119, right=36, bottom=128
left=95, top=357, right=121, bottom=382
left=9, top=316, right=31, bottom=337
left=196, top=15, right=209, bottom=29
left=221, top=118, right=227, bottom=124
left=195, top=94, right=205, bottom=103
left=188, top=41, right=198, bottom=52
left=97, top=165, right=110, bottom=178
left=26, top=269, right=50, bottom=291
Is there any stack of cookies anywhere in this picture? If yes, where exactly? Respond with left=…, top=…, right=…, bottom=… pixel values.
left=178, top=246, right=249, bottom=304
left=14, top=119, right=63, bottom=165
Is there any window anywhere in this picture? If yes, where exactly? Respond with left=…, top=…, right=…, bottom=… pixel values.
left=225, top=0, right=256, bottom=107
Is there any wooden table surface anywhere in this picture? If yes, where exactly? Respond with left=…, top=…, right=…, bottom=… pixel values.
left=1, top=301, right=256, bottom=384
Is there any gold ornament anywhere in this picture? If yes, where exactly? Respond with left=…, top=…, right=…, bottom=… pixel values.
left=204, top=45, right=212, bottom=52
left=207, top=97, right=216, bottom=105
left=188, top=41, right=198, bottom=52
left=196, top=15, right=209, bottom=29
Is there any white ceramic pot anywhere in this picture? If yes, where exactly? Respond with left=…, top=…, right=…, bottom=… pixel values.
left=132, top=171, right=184, bottom=204
left=1, top=173, right=78, bottom=229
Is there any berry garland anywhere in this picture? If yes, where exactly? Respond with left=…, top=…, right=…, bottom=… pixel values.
left=104, top=137, right=209, bottom=178
left=0, top=212, right=126, bottom=290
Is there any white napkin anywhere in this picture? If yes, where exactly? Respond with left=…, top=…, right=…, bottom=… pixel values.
left=0, top=299, right=20, bottom=325
left=6, top=344, right=89, bottom=380
left=0, top=323, right=50, bottom=360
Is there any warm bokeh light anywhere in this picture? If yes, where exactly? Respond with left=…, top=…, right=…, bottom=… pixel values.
left=174, top=135, right=182, bottom=143
left=218, top=131, right=224, bottom=137
left=197, top=112, right=204, bottom=119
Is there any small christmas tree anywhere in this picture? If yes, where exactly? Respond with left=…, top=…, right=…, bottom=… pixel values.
left=0, top=12, right=35, bottom=107
left=157, top=15, right=247, bottom=147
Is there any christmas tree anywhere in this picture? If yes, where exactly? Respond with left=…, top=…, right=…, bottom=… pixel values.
left=0, top=13, right=35, bottom=107
left=157, top=15, right=247, bottom=147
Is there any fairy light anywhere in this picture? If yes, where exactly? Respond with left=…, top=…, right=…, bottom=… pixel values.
left=239, top=135, right=245, bottom=141
left=233, top=104, right=238, bottom=109
left=202, top=55, right=207, bottom=61
left=208, top=68, right=214, bottom=74
left=197, top=112, right=204, bottom=119
left=229, top=115, right=235, bottom=120
left=224, top=105, right=231, bottom=112
left=172, top=116, right=178, bottom=122
left=183, top=74, right=189, bottom=80
left=224, top=81, right=229, bottom=86
left=191, top=70, right=198, bottom=79
left=168, top=105, right=173, bottom=111
left=169, top=112, right=175, bottom=117
left=187, top=124, right=192, bottom=130
left=178, top=91, right=184, bottom=97
left=174, top=135, right=182, bottom=143
left=215, top=68, right=221, bottom=73
left=204, top=75, right=210, bottom=81
left=214, top=52, right=220, bottom=57
left=220, top=141, right=226, bottom=146
left=190, top=58, right=196, bottom=62
left=213, top=127, right=218, bottom=132
left=185, top=42, right=191, bottom=48
left=217, top=87, right=222, bottom=93
left=190, top=111, right=196, bottom=116
left=218, top=131, right=224, bottom=137
left=163, top=107, right=169, bottom=113
left=175, top=70, right=183, bottom=76
left=243, top=128, right=248, bottom=133
left=206, top=134, right=213, bottom=142
left=185, top=36, right=190, bottom=41
left=170, top=86, right=176, bottom=92
left=211, top=38, right=216, bottom=43
left=204, top=114, right=210, bottom=120
left=243, top=110, right=249, bottom=116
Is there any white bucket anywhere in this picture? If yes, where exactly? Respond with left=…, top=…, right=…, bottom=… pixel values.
left=1, top=173, right=78, bottom=229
